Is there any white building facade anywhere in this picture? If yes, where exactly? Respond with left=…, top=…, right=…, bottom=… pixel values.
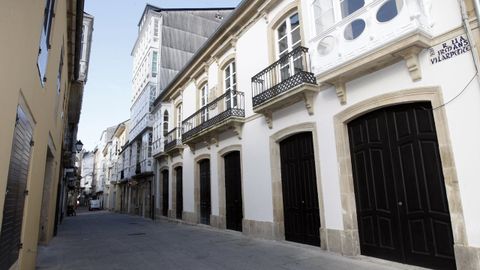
left=106, top=120, right=129, bottom=211
left=79, top=151, right=94, bottom=205
left=91, top=125, right=116, bottom=208
left=124, top=5, right=234, bottom=219
left=152, top=0, right=480, bottom=269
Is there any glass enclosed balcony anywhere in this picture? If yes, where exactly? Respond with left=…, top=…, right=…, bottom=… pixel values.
left=310, top=0, right=433, bottom=104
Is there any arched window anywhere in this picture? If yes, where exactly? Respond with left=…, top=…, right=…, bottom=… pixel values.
left=163, top=110, right=169, bottom=137
left=276, top=12, right=302, bottom=81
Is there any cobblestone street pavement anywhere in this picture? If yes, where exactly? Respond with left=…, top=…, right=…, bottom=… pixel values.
left=36, top=211, right=416, bottom=270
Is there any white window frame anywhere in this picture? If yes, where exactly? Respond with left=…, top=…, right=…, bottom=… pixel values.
left=163, top=110, right=169, bottom=137
left=152, top=51, right=158, bottom=76
left=224, top=61, right=237, bottom=109
left=310, top=0, right=370, bottom=38
left=312, top=0, right=335, bottom=36
left=176, top=104, right=182, bottom=138
left=200, top=83, right=209, bottom=122
left=275, top=12, right=302, bottom=81
left=153, top=18, right=159, bottom=37
left=37, top=0, right=56, bottom=86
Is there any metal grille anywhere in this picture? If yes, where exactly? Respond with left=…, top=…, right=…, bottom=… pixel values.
left=164, top=139, right=181, bottom=152
left=252, top=71, right=316, bottom=107
left=182, top=90, right=245, bottom=142
left=251, top=46, right=317, bottom=107
left=164, top=128, right=182, bottom=152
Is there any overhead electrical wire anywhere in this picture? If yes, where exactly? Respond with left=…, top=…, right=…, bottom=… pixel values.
left=429, top=72, right=478, bottom=111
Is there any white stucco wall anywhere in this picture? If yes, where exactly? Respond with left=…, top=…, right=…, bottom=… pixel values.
left=305, top=0, right=480, bottom=245
left=182, top=149, right=195, bottom=212
left=149, top=0, right=480, bottom=249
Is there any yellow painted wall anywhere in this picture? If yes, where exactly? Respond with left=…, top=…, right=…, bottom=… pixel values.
left=0, top=0, right=79, bottom=269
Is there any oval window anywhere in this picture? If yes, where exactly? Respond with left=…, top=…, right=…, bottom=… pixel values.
left=344, top=19, right=366, bottom=40
left=341, top=0, right=365, bottom=18
left=376, top=0, right=404, bottom=22
left=317, top=36, right=336, bottom=56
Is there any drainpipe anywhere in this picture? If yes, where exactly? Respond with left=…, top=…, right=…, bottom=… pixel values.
left=458, top=0, right=480, bottom=75
left=474, top=0, right=480, bottom=26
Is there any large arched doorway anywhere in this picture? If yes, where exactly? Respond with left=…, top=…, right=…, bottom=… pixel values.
left=347, top=102, right=455, bottom=269
left=279, top=132, right=320, bottom=246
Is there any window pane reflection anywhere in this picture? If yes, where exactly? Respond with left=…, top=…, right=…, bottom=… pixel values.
left=344, top=19, right=366, bottom=40
left=377, top=0, right=403, bottom=22
left=341, top=0, right=365, bottom=18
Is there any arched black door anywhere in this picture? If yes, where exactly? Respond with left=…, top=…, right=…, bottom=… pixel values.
left=224, top=151, right=243, bottom=231
left=348, top=102, right=455, bottom=269
left=175, top=167, right=183, bottom=219
left=161, top=170, right=168, bottom=217
left=280, top=132, right=320, bottom=246
left=199, top=160, right=211, bottom=225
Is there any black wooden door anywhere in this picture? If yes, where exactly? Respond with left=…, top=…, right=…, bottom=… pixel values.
left=146, top=181, right=152, bottom=219
left=348, top=102, right=455, bottom=269
left=199, top=160, right=211, bottom=225
left=162, top=170, right=169, bottom=217
left=148, top=181, right=154, bottom=220
left=224, top=151, right=243, bottom=231
left=0, top=107, right=33, bottom=269
left=176, top=167, right=183, bottom=219
left=280, top=132, right=320, bottom=246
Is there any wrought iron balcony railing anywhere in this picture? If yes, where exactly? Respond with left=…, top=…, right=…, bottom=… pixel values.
left=164, top=128, right=182, bottom=152
left=251, top=46, right=316, bottom=107
left=182, top=90, right=245, bottom=142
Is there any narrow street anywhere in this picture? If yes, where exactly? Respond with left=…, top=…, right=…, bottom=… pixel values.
left=36, top=210, right=409, bottom=270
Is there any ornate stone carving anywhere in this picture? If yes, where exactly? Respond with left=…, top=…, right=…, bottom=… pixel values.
left=303, top=91, right=316, bottom=115
left=263, top=111, right=273, bottom=129
left=395, top=46, right=423, bottom=82
left=334, top=80, right=347, bottom=105
left=230, top=123, right=243, bottom=140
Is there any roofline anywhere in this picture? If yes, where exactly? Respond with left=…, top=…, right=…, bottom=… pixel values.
left=113, top=119, right=130, bottom=137
left=137, top=4, right=236, bottom=26
left=132, top=4, right=237, bottom=56
left=153, top=0, right=250, bottom=107
left=102, top=141, right=112, bottom=156
left=73, top=0, right=85, bottom=81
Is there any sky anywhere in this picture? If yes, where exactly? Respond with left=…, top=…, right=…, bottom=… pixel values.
left=78, top=0, right=242, bottom=151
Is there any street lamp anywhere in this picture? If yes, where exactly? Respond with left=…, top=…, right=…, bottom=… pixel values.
left=75, top=140, right=84, bottom=153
